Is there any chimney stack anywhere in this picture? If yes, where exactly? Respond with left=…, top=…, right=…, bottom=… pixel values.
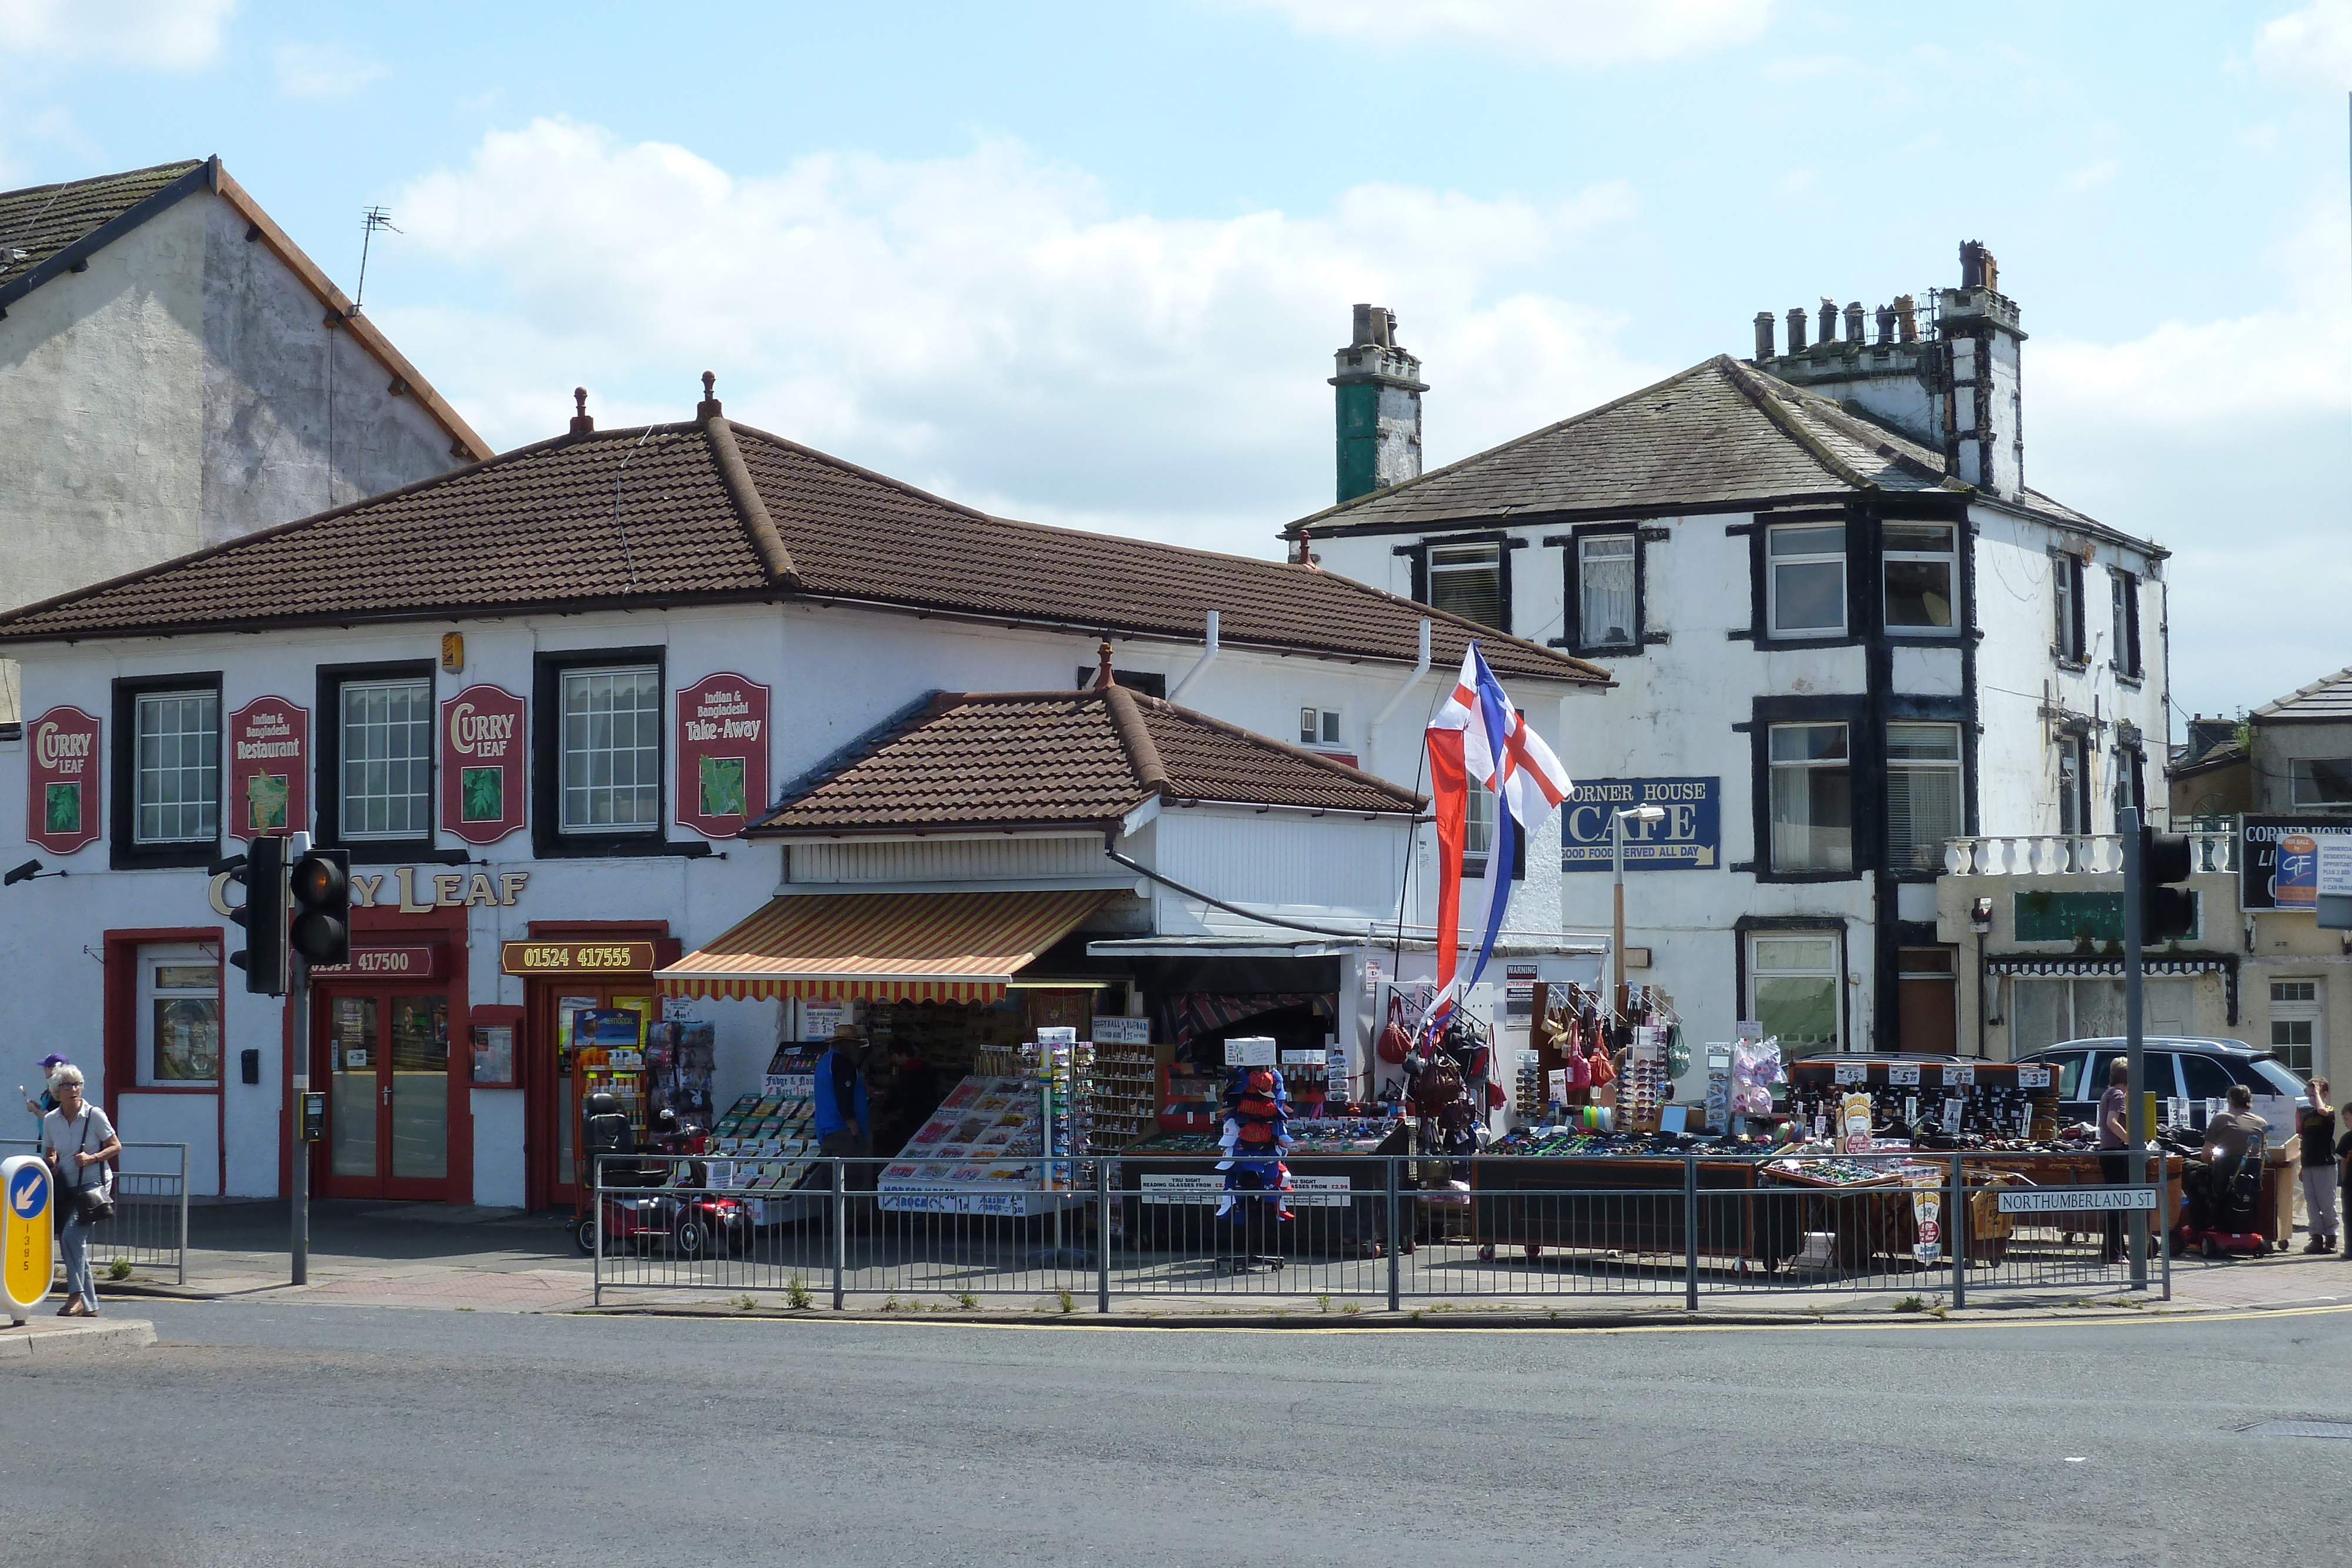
left=1331, top=304, right=1427, bottom=503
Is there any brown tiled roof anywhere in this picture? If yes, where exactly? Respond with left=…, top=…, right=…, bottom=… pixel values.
left=0, top=159, right=203, bottom=289
left=0, top=402, right=1602, bottom=685
left=751, top=686, right=1424, bottom=836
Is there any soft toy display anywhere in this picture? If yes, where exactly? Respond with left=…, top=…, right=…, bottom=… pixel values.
left=1219, top=1064, right=1295, bottom=1222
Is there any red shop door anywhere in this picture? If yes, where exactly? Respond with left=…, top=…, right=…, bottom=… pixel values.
left=316, top=984, right=455, bottom=1201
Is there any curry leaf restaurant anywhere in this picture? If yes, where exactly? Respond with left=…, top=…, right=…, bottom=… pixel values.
left=0, top=384, right=1605, bottom=1205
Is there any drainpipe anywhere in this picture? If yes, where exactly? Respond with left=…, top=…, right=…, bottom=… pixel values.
left=1369, top=618, right=1433, bottom=738
left=1167, top=610, right=1219, bottom=703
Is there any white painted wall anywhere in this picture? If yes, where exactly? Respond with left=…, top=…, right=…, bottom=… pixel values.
left=3, top=593, right=1558, bottom=1199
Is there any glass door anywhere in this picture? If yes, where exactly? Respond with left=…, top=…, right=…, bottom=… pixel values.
left=318, top=987, right=452, bottom=1200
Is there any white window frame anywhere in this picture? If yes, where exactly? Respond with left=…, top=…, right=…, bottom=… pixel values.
left=1886, top=721, right=1964, bottom=872
left=339, top=677, right=435, bottom=841
left=137, top=943, right=222, bottom=1088
left=559, top=664, right=663, bottom=835
left=133, top=688, right=221, bottom=845
left=1298, top=707, right=1342, bottom=748
left=1882, top=522, right=1959, bottom=636
left=1767, top=721, right=1853, bottom=874
left=1576, top=533, right=1638, bottom=651
left=1766, top=523, right=1846, bottom=638
left=2288, top=758, right=2352, bottom=808
left=2052, top=552, right=2084, bottom=662
left=1747, top=931, right=1843, bottom=1052
left=1426, top=541, right=1505, bottom=631
left=2269, top=980, right=2321, bottom=1076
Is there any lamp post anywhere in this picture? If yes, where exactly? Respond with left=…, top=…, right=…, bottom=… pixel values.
left=1612, top=805, right=1666, bottom=1012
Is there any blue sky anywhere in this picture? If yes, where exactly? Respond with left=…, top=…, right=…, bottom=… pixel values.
left=4, top=1, right=2348, bottom=725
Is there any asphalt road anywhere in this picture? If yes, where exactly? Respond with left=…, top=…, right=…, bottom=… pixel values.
left=5, top=1302, right=2348, bottom=1568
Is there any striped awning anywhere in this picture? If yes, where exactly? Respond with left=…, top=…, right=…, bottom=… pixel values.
left=656, top=889, right=1113, bottom=1002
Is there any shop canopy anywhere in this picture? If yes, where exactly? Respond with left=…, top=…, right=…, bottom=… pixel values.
left=655, top=889, right=1114, bottom=1002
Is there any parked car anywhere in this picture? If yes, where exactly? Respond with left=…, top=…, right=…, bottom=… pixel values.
left=2016, top=1038, right=2309, bottom=1133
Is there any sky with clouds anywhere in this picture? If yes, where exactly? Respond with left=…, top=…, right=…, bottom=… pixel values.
left=1, top=0, right=2347, bottom=727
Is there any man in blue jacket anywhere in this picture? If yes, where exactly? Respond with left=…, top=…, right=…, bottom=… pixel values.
left=813, top=1024, right=871, bottom=1187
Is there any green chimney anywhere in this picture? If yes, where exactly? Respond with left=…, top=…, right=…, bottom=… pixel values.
left=1331, top=304, right=1426, bottom=503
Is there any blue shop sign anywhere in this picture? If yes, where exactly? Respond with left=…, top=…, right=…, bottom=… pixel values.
left=1562, top=777, right=1720, bottom=871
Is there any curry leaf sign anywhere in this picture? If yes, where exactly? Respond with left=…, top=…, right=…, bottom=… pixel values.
left=1562, top=777, right=1720, bottom=872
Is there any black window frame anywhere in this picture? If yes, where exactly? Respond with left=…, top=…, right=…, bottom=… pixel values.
left=2108, top=569, right=2142, bottom=680
left=532, top=646, right=706, bottom=861
left=1394, top=531, right=1523, bottom=636
left=315, top=658, right=452, bottom=865
left=1734, top=915, right=1850, bottom=1053
left=1741, top=694, right=1872, bottom=884
left=2052, top=551, right=2086, bottom=665
left=111, top=671, right=223, bottom=871
left=1549, top=522, right=1643, bottom=657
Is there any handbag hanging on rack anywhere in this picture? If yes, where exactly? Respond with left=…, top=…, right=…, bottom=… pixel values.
left=1376, top=991, right=1413, bottom=1066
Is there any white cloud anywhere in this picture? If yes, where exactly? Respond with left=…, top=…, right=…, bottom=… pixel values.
left=2253, top=1, right=2352, bottom=89
left=0, top=0, right=234, bottom=71
left=2057, top=158, right=2120, bottom=195
left=1235, top=0, right=1771, bottom=66
left=2032, top=196, right=2352, bottom=717
left=382, top=118, right=1658, bottom=554
left=271, top=41, right=387, bottom=101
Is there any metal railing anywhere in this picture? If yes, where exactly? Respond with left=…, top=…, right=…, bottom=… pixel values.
left=1, top=1139, right=189, bottom=1286
left=586, top=1152, right=2169, bottom=1311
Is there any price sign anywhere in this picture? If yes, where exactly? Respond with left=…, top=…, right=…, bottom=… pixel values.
left=1943, top=1064, right=1976, bottom=1087
left=2017, top=1065, right=2052, bottom=1089
left=1943, top=1097, right=1965, bottom=1129
left=1834, top=1061, right=1867, bottom=1085
left=1888, top=1063, right=1923, bottom=1086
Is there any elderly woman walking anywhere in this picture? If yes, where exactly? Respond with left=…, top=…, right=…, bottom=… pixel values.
left=40, top=1065, right=121, bottom=1316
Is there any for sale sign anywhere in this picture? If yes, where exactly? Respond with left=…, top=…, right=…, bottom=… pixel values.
left=25, top=706, right=101, bottom=855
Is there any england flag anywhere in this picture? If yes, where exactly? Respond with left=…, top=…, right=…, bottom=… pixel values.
left=1421, top=644, right=1575, bottom=1039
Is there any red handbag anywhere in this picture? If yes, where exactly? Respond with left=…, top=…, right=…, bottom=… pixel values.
left=1376, top=992, right=1413, bottom=1065
left=1588, top=1045, right=1617, bottom=1088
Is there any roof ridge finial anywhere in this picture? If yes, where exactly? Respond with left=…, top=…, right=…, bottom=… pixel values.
left=696, top=370, right=721, bottom=420
left=569, top=386, right=593, bottom=436
left=1096, top=641, right=1116, bottom=690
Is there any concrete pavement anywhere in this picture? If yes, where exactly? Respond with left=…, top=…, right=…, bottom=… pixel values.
left=81, top=1196, right=2352, bottom=1322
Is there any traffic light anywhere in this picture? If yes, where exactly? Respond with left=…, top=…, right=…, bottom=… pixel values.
left=2140, top=826, right=2196, bottom=943
left=218, top=837, right=288, bottom=995
left=288, top=848, right=351, bottom=967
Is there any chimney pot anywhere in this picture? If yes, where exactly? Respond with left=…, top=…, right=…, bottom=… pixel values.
left=1785, top=306, right=1808, bottom=353
left=1874, top=305, right=1896, bottom=346
left=1753, top=310, right=1776, bottom=359
left=1818, top=297, right=1839, bottom=345
left=1959, top=240, right=1998, bottom=293
left=1096, top=641, right=1117, bottom=690
left=1893, top=293, right=1919, bottom=343
left=1843, top=301, right=1865, bottom=345
left=696, top=370, right=721, bottom=419
left=569, top=386, right=593, bottom=435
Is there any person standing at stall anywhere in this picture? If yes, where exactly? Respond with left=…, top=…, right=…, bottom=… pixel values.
left=2297, top=1079, right=2337, bottom=1254
left=877, top=1039, right=942, bottom=1158
left=812, top=1024, right=872, bottom=1186
left=2097, top=1056, right=2132, bottom=1264
left=2337, top=1105, right=2352, bottom=1260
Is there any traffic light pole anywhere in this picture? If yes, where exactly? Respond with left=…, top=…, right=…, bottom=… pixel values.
left=2122, top=805, right=2148, bottom=1290
left=290, top=954, right=309, bottom=1287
